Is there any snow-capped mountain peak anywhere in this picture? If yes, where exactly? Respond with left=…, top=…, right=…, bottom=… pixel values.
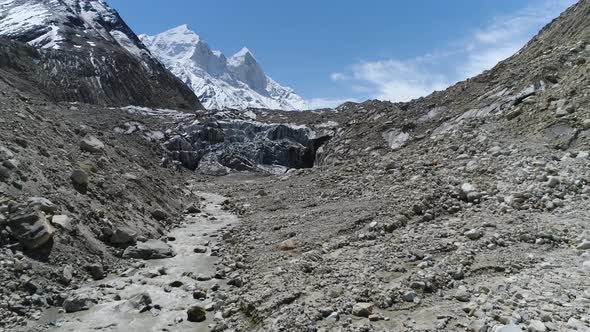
left=0, top=0, right=147, bottom=57
left=0, top=0, right=203, bottom=110
left=230, top=47, right=254, bottom=62
left=141, top=25, right=307, bottom=111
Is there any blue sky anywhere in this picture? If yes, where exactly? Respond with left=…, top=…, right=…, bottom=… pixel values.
left=110, top=0, right=575, bottom=107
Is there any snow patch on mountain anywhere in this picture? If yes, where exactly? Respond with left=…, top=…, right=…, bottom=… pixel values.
left=140, top=25, right=308, bottom=111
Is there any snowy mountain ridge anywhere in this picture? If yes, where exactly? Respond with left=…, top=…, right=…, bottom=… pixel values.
left=0, top=0, right=203, bottom=110
left=140, top=25, right=308, bottom=111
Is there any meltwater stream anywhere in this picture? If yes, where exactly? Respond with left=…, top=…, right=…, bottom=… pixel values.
left=36, top=192, right=238, bottom=332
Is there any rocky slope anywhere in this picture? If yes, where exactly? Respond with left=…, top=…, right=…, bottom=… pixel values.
left=140, top=25, right=307, bottom=111
left=2, top=1, right=590, bottom=332
left=195, top=1, right=590, bottom=331
left=0, top=0, right=203, bottom=110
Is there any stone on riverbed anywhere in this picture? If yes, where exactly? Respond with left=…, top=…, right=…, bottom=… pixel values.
left=187, top=305, right=207, bottom=322
left=122, top=239, right=176, bottom=260
left=63, top=290, right=99, bottom=313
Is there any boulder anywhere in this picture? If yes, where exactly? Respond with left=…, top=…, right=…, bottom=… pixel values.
left=185, top=204, right=201, bottom=214
left=63, top=290, right=98, bottom=313
left=85, top=263, right=105, bottom=280
left=187, top=305, right=207, bottom=322
left=198, top=159, right=230, bottom=176
left=497, top=324, right=523, bottom=332
left=459, top=183, right=478, bottom=201
left=28, top=197, right=57, bottom=214
left=0, top=146, right=14, bottom=161
left=115, top=292, right=152, bottom=313
left=2, top=159, right=19, bottom=170
left=109, top=227, right=137, bottom=244
left=62, top=265, right=74, bottom=285
left=352, top=302, right=374, bottom=318
left=577, top=240, right=590, bottom=250
left=528, top=320, right=547, bottom=332
left=51, top=215, right=72, bottom=231
left=151, top=209, right=169, bottom=221
left=468, top=320, right=488, bottom=332
left=465, top=229, right=483, bottom=240
left=278, top=239, right=297, bottom=251
left=122, top=240, right=176, bottom=260
left=0, top=166, right=10, bottom=180
left=193, top=246, right=208, bottom=254
left=454, top=286, right=471, bottom=302
left=71, top=169, right=89, bottom=186
left=6, top=205, right=54, bottom=249
left=80, top=135, right=105, bottom=153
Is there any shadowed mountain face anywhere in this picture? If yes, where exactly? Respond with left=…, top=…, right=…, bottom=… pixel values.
left=0, top=0, right=203, bottom=110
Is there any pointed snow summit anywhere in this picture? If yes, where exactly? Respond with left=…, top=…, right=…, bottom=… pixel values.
left=141, top=25, right=308, bottom=111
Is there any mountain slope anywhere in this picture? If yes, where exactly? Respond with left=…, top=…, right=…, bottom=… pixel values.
left=140, top=25, right=307, bottom=111
left=0, top=0, right=203, bottom=110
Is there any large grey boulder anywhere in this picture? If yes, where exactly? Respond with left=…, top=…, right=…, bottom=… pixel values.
left=6, top=204, right=54, bottom=249
left=109, top=227, right=137, bottom=244
left=80, top=135, right=105, bottom=153
left=114, top=292, right=152, bottom=313
left=71, top=169, right=89, bottom=186
left=198, top=159, right=230, bottom=176
left=63, top=290, right=99, bottom=313
left=0, top=146, right=14, bottom=161
left=187, top=305, right=207, bottom=322
left=27, top=197, right=57, bottom=214
left=122, top=240, right=176, bottom=260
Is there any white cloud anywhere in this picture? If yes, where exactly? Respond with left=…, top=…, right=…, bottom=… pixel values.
left=331, top=0, right=575, bottom=102
left=348, top=59, right=450, bottom=102
left=330, top=72, right=348, bottom=81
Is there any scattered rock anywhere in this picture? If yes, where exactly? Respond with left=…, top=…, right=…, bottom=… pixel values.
left=454, top=286, right=471, bottom=302
left=0, top=146, right=14, bottom=160
left=465, top=229, right=483, bottom=240
left=352, top=302, right=374, bottom=318
left=115, top=292, right=152, bottom=313
left=6, top=204, right=54, bottom=249
left=185, top=204, right=201, bottom=214
left=70, top=169, right=89, bottom=186
left=85, top=263, right=105, bottom=280
left=187, top=305, right=207, bottom=322
left=545, top=176, right=562, bottom=188
left=2, top=159, right=19, bottom=170
left=402, top=290, right=417, bottom=302
left=51, top=215, right=72, bottom=231
left=109, top=227, right=137, bottom=244
left=63, top=291, right=98, bottom=313
left=528, top=320, right=547, bottom=332
left=27, top=197, right=57, bottom=214
left=193, top=246, right=208, bottom=253
left=151, top=209, right=169, bottom=221
left=80, top=135, right=105, bottom=153
left=278, top=238, right=297, bottom=251
left=122, top=239, right=176, bottom=260
left=62, top=265, right=74, bottom=285
left=577, top=240, right=590, bottom=250
left=496, top=324, right=523, bottom=332
left=468, top=320, right=488, bottom=332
